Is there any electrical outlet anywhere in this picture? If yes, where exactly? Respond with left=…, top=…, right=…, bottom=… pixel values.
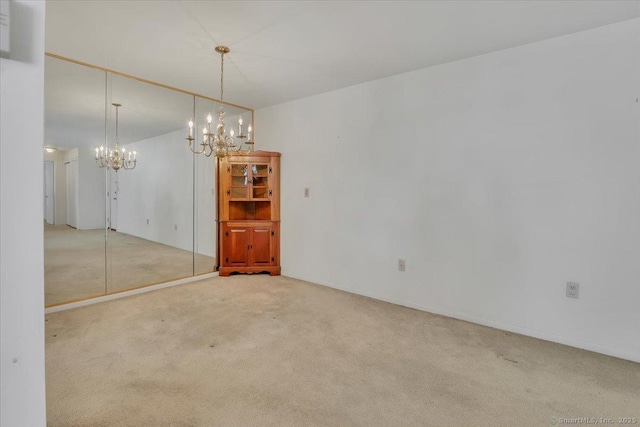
left=146, top=219, right=149, bottom=225
left=398, top=259, right=405, bottom=272
left=174, top=224, right=178, bottom=231
left=304, top=188, right=310, bottom=198
left=566, top=282, right=579, bottom=299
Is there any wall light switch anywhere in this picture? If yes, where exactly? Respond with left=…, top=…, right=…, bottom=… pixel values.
left=304, top=188, right=310, bottom=198
left=566, top=282, right=579, bottom=299
left=398, top=259, right=406, bottom=272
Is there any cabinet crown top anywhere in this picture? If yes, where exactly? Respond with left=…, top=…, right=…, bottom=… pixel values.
left=225, top=150, right=281, bottom=158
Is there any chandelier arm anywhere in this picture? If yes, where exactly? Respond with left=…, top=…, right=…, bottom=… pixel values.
left=188, top=138, right=205, bottom=155
left=207, top=136, right=215, bottom=156
left=122, top=160, right=136, bottom=170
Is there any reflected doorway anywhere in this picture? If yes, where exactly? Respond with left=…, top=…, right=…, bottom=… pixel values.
left=109, top=170, right=118, bottom=231
left=65, top=160, right=78, bottom=229
left=44, top=161, right=55, bottom=225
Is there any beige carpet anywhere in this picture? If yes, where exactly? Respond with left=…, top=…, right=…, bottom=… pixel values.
left=45, top=275, right=639, bottom=426
left=44, top=224, right=215, bottom=306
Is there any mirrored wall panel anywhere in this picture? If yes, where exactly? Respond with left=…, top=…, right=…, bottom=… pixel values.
left=105, top=74, right=196, bottom=293
left=43, top=55, right=253, bottom=307
left=44, top=57, right=107, bottom=306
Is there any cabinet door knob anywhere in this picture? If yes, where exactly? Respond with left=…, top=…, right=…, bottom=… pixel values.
left=226, top=190, right=230, bottom=196
left=269, top=190, right=272, bottom=196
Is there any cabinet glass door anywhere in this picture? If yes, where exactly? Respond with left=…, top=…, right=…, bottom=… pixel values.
left=251, top=164, right=269, bottom=199
left=230, top=164, right=249, bottom=199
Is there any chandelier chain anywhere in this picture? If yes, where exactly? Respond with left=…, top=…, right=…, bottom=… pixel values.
left=220, top=51, right=224, bottom=103
left=115, top=103, right=119, bottom=143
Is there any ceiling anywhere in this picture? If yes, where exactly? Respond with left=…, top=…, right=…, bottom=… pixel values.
left=45, top=1, right=640, bottom=111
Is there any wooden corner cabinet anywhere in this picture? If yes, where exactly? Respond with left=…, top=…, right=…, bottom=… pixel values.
left=216, top=151, right=281, bottom=276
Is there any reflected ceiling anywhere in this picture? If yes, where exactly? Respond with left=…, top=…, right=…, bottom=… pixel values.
left=45, top=57, right=251, bottom=149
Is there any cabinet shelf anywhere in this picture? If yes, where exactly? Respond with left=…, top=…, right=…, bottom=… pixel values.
left=228, top=201, right=271, bottom=220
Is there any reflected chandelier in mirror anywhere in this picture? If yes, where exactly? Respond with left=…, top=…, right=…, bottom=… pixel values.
left=95, top=103, right=138, bottom=171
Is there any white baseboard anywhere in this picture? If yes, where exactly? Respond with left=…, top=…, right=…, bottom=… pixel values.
left=292, top=275, right=640, bottom=364
left=45, top=272, right=219, bottom=314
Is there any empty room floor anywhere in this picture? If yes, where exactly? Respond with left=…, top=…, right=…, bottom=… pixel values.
left=45, top=275, right=639, bottom=426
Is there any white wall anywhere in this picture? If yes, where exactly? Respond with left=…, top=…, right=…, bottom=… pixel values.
left=0, top=1, right=47, bottom=425
left=116, top=128, right=216, bottom=258
left=116, top=128, right=197, bottom=253
left=195, top=150, right=216, bottom=258
left=256, top=19, right=640, bottom=362
left=57, top=146, right=104, bottom=230
left=44, top=149, right=68, bottom=225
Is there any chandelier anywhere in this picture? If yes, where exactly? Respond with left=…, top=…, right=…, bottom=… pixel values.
left=187, top=46, right=254, bottom=157
left=95, top=103, right=137, bottom=171
left=96, top=103, right=138, bottom=172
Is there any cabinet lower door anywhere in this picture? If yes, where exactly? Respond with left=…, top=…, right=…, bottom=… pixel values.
left=224, top=226, right=249, bottom=266
left=250, top=227, right=272, bottom=266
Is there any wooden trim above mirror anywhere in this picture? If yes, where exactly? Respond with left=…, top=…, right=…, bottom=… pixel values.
left=45, top=52, right=254, bottom=113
